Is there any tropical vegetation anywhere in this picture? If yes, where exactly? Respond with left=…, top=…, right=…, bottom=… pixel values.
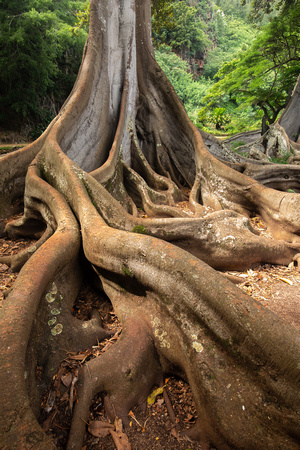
left=0, top=0, right=299, bottom=136
left=0, top=0, right=87, bottom=137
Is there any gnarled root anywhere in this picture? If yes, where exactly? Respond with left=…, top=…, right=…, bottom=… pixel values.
left=67, top=318, right=163, bottom=450
left=0, top=225, right=53, bottom=272
left=123, top=162, right=191, bottom=218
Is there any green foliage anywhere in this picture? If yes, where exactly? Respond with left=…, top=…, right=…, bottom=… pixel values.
left=155, top=45, right=212, bottom=123
left=200, top=4, right=300, bottom=133
left=242, top=0, right=297, bottom=22
left=204, top=12, right=256, bottom=78
left=0, top=0, right=87, bottom=130
left=170, top=1, right=209, bottom=56
left=154, top=1, right=210, bottom=58
left=152, top=0, right=175, bottom=44
left=198, top=100, right=262, bottom=134
left=132, top=225, right=147, bottom=234
left=198, top=107, right=230, bottom=131
left=231, top=141, right=246, bottom=149
left=270, top=152, right=293, bottom=164
left=71, top=1, right=90, bottom=34
left=215, top=0, right=252, bottom=20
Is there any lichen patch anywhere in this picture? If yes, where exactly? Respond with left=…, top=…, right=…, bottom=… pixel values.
left=192, top=341, right=204, bottom=353
left=51, top=323, right=63, bottom=336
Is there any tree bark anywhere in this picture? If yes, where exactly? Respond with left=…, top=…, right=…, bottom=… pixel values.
left=0, top=1, right=300, bottom=449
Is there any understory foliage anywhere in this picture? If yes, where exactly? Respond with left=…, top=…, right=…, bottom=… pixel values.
left=155, top=45, right=213, bottom=123
left=160, top=1, right=209, bottom=58
left=0, top=0, right=87, bottom=134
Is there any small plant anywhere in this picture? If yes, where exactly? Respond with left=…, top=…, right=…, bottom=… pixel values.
left=231, top=141, right=245, bottom=150
left=122, top=264, right=134, bottom=278
left=132, top=225, right=147, bottom=234
left=198, top=106, right=230, bottom=131
left=270, top=153, right=292, bottom=164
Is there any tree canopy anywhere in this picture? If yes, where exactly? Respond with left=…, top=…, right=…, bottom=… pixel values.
left=0, top=0, right=87, bottom=134
left=199, top=2, right=300, bottom=133
left=243, top=0, right=298, bottom=21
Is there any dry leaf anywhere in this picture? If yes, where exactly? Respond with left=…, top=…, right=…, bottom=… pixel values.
left=60, top=391, right=69, bottom=402
left=88, top=420, right=114, bottom=438
left=61, top=372, right=73, bottom=388
left=42, top=411, right=56, bottom=432
left=110, top=430, right=131, bottom=450
left=170, top=427, right=181, bottom=441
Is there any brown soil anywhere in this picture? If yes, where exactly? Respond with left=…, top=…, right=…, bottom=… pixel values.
left=0, top=214, right=299, bottom=450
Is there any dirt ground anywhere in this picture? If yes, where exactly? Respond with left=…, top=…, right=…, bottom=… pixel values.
left=0, top=213, right=299, bottom=450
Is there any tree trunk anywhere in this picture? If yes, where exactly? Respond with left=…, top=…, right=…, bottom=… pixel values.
left=0, top=1, right=300, bottom=449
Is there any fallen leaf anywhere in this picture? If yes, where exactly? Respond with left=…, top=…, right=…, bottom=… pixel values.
left=110, top=429, right=131, bottom=450
left=0, top=264, right=8, bottom=272
left=42, top=411, right=56, bottom=432
left=61, top=372, right=73, bottom=388
left=147, top=386, right=164, bottom=405
left=88, top=420, right=114, bottom=438
left=170, top=427, right=181, bottom=441
left=60, top=391, right=69, bottom=402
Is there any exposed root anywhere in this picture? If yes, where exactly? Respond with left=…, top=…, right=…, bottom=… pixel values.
left=293, top=253, right=300, bottom=271
left=123, top=162, right=191, bottom=218
left=131, top=129, right=183, bottom=200
left=0, top=225, right=53, bottom=272
left=189, top=172, right=212, bottom=216
left=67, top=319, right=163, bottom=450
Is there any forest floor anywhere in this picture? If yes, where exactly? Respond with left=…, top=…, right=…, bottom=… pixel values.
left=0, top=211, right=299, bottom=450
